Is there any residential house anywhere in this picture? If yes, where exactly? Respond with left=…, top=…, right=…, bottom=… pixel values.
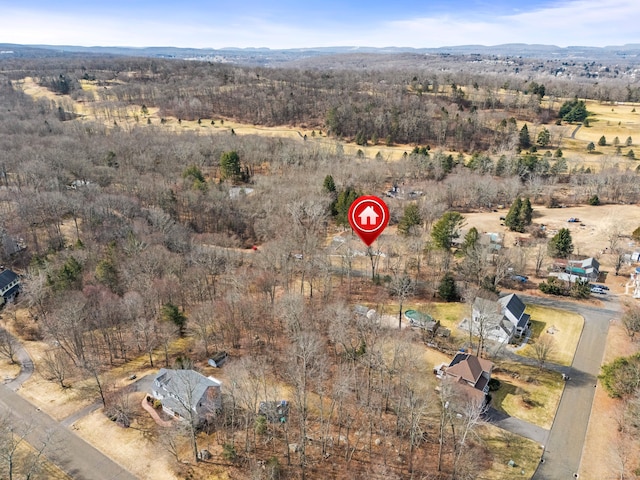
left=0, top=269, right=20, bottom=307
left=151, top=368, right=222, bottom=425
left=479, top=232, right=503, bottom=252
left=436, top=352, right=494, bottom=404
left=565, top=257, right=600, bottom=281
left=471, top=293, right=531, bottom=344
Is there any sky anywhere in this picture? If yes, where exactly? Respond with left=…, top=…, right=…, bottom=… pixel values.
left=0, top=0, right=638, bottom=49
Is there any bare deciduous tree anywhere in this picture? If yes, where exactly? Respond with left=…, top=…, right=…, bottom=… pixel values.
left=533, top=334, right=557, bottom=370
left=0, top=330, right=19, bottom=365
left=0, top=415, right=56, bottom=480
left=40, top=348, right=72, bottom=388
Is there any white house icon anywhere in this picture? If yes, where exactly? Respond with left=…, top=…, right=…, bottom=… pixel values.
left=358, top=205, right=379, bottom=226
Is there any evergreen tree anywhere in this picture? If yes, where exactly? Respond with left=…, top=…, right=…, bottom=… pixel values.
left=587, top=142, right=596, bottom=153
left=322, top=174, right=336, bottom=193
left=626, top=136, right=633, bottom=146
left=220, top=150, right=242, bottom=182
left=519, top=124, right=531, bottom=150
left=548, top=228, right=574, bottom=258
left=438, top=273, right=459, bottom=302
left=559, top=98, right=588, bottom=122
left=537, top=128, right=551, bottom=147
left=431, top=212, right=465, bottom=250
left=333, top=186, right=360, bottom=227
left=570, top=278, right=591, bottom=299
left=504, top=197, right=523, bottom=232
left=161, top=302, right=187, bottom=336
left=598, top=135, right=607, bottom=146
left=462, top=226, right=480, bottom=252
left=519, top=197, right=533, bottom=227
left=397, top=203, right=422, bottom=236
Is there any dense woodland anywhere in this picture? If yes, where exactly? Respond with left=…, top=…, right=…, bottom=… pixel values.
left=0, top=52, right=639, bottom=479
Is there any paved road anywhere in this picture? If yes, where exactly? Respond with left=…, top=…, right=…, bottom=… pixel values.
left=0, top=384, right=137, bottom=480
left=570, top=123, right=582, bottom=139
left=0, top=326, right=138, bottom=479
left=522, top=295, right=620, bottom=480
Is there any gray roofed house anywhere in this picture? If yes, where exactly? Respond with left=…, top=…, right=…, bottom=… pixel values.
left=151, top=368, right=222, bottom=425
left=498, top=293, right=531, bottom=334
left=0, top=269, right=20, bottom=307
left=471, top=293, right=531, bottom=344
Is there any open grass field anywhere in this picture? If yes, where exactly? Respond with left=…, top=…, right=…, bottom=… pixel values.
left=518, top=305, right=584, bottom=366
left=22, top=76, right=640, bottom=170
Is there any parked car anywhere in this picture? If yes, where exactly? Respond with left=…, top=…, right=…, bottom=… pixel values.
left=590, top=286, right=606, bottom=294
left=567, top=217, right=580, bottom=223
left=591, top=284, right=609, bottom=291
left=511, top=275, right=528, bottom=283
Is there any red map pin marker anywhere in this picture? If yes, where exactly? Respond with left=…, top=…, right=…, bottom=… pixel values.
left=348, top=195, right=390, bottom=246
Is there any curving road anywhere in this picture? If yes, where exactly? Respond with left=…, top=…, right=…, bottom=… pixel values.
left=521, top=295, right=620, bottom=480
left=0, top=327, right=138, bottom=480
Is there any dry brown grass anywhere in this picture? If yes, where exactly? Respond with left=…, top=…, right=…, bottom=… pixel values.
left=491, top=362, right=564, bottom=429
left=518, top=305, right=584, bottom=366
left=478, top=423, right=542, bottom=480
left=17, top=339, right=93, bottom=420
left=74, top=396, right=178, bottom=480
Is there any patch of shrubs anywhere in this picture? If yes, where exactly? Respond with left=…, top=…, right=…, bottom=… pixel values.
left=488, top=378, right=501, bottom=391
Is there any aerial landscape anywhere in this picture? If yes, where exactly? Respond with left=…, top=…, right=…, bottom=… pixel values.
left=1, top=1, right=640, bottom=479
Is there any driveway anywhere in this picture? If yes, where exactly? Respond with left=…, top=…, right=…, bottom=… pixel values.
left=3, top=327, right=34, bottom=390
left=519, top=295, right=620, bottom=480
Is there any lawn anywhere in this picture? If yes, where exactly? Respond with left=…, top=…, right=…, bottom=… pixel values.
left=518, top=305, right=584, bottom=366
left=490, top=362, right=564, bottom=429
left=478, top=423, right=542, bottom=480
left=398, top=301, right=468, bottom=341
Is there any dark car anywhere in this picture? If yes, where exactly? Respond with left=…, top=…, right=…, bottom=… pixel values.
left=511, top=275, right=528, bottom=283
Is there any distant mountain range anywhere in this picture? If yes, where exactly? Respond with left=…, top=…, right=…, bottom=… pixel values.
left=1, top=43, right=639, bottom=65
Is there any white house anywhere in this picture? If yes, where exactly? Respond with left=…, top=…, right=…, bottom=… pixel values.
left=0, top=269, right=20, bottom=307
left=471, top=293, right=531, bottom=344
